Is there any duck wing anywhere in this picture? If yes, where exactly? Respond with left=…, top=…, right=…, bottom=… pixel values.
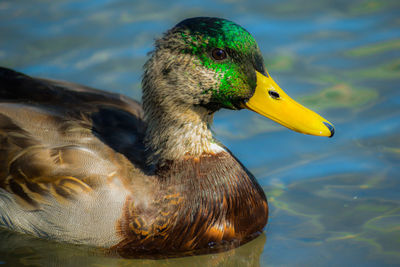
left=0, top=67, right=146, bottom=210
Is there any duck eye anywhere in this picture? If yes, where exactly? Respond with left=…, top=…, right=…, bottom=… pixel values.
left=211, top=48, right=227, bottom=61
left=268, top=90, right=280, bottom=99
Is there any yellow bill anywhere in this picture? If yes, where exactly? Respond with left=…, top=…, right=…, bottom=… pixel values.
left=244, top=71, right=334, bottom=137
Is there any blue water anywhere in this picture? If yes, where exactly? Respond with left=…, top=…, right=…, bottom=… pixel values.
left=1, top=0, right=399, bottom=266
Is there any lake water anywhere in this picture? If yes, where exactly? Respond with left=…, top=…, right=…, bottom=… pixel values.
left=1, top=0, right=399, bottom=266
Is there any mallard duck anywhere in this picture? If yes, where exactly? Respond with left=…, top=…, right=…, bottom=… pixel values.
left=0, top=17, right=334, bottom=257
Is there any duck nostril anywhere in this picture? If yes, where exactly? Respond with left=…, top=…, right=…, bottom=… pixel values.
left=268, top=90, right=280, bottom=99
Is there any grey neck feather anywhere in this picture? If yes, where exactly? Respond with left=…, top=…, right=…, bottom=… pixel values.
left=141, top=43, right=223, bottom=165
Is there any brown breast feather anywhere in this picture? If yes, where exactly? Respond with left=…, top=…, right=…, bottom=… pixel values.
left=114, top=152, right=268, bottom=257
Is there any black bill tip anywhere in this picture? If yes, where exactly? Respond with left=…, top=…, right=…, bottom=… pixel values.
left=323, top=122, right=335, bottom=138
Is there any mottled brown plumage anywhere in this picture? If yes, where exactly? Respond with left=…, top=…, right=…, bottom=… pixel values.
left=114, top=153, right=267, bottom=257
left=0, top=17, right=271, bottom=257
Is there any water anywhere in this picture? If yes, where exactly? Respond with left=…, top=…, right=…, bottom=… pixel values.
left=1, top=0, right=399, bottom=266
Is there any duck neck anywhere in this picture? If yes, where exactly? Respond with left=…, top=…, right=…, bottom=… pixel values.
left=141, top=48, right=225, bottom=165
left=143, top=102, right=223, bottom=165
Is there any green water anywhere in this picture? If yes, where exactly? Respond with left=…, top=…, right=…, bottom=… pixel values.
left=1, top=0, right=399, bottom=266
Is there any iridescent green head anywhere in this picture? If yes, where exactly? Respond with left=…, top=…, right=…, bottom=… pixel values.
left=144, top=17, right=266, bottom=111
left=143, top=17, right=335, bottom=158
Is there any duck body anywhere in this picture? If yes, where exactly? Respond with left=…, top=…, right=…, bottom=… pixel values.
left=0, top=17, right=333, bottom=257
left=0, top=67, right=267, bottom=256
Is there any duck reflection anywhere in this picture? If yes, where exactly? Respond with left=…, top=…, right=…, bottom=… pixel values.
left=0, top=229, right=267, bottom=266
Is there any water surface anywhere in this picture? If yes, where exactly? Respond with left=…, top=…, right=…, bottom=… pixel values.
left=0, top=0, right=399, bottom=266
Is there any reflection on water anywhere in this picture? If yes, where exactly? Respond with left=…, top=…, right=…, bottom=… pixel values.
left=0, top=229, right=266, bottom=266
left=0, top=0, right=399, bottom=266
left=265, top=173, right=400, bottom=266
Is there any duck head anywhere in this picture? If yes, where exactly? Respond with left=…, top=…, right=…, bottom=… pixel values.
left=142, top=17, right=334, bottom=162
